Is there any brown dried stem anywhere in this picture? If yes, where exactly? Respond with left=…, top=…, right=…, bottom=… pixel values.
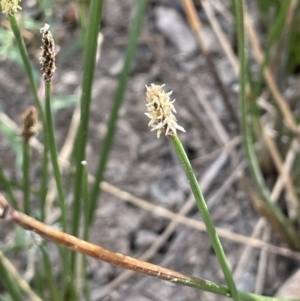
left=244, top=8, right=298, bottom=133
left=0, top=195, right=230, bottom=297
left=0, top=195, right=295, bottom=301
left=261, top=120, right=299, bottom=217
left=180, top=0, right=237, bottom=122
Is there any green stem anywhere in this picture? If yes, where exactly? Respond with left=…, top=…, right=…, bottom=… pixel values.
left=82, top=164, right=91, bottom=300
left=57, top=246, right=78, bottom=301
left=82, top=162, right=90, bottom=241
left=0, top=162, right=18, bottom=209
left=82, top=255, right=91, bottom=301
left=22, top=142, right=30, bottom=215
left=76, top=161, right=90, bottom=297
left=180, top=274, right=296, bottom=301
left=234, top=0, right=300, bottom=249
left=40, top=145, right=48, bottom=222
left=89, top=0, right=148, bottom=225
left=41, top=247, right=60, bottom=301
left=71, top=0, right=104, bottom=269
left=44, top=96, right=73, bottom=296
left=44, top=82, right=72, bottom=301
left=45, top=82, right=66, bottom=230
left=0, top=256, right=23, bottom=301
left=170, top=135, right=240, bottom=301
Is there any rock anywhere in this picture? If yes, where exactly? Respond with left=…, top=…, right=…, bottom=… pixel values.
left=154, top=6, right=197, bottom=55
left=275, top=269, right=300, bottom=298
left=135, top=229, right=158, bottom=249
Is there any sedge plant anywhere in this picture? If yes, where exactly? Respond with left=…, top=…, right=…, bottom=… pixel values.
left=144, top=83, right=240, bottom=301
left=40, top=23, right=79, bottom=300
left=0, top=0, right=300, bottom=300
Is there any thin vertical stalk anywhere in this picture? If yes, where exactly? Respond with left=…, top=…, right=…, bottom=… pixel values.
left=44, top=79, right=73, bottom=301
left=170, top=135, right=240, bottom=301
left=81, top=162, right=92, bottom=298
left=75, top=161, right=90, bottom=297
left=0, top=162, right=18, bottom=209
left=33, top=268, right=43, bottom=299
left=40, top=146, right=48, bottom=221
left=22, top=142, right=30, bottom=214
left=83, top=267, right=91, bottom=301
left=44, top=82, right=66, bottom=230
left=89, top=0, right=148, bottom=225
left=234, top=0, right=300, bottom=249
left=0, top=257, right=23, bottom=301
left=58, top=246, right=78, bottom=301
left=41, top=247, right=60, bottom=301
left=82, top=162, right=90, bottom=241
left=71, top=0, right=104, bottom=244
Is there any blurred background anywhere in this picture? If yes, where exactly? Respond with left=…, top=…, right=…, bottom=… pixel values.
left=1, top=0, right=300, bottom=300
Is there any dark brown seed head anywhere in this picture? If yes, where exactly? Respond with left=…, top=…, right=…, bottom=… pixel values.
left=40, top=24, right=56, bottom=82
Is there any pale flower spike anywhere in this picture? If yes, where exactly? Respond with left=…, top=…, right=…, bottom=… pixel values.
left=0, top=0, right=21, bottom=14
left=145, top=84, right=185, bottom=138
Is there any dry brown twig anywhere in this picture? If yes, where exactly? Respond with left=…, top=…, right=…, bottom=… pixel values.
left=234, top=138, right=300, bottom=279
left=0, top=194, right=224, bottom=294
left=238, top=172, right=297, bottom=248
left=189, top=76, right=231, bottom=145
left=255, top=226, right=270, bottom=294
left=180, top=0, right=237, bottom=122
left=261, top=120, right=299, bottom=217
left=101, top=180, right=300, bottom=261
left=200, top=0, right=239, bottom=75
left=244, top=5, right=298, bottom=133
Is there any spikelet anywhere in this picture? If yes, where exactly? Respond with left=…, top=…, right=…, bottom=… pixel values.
left=21, top=106, right=38, bottom=142
left=39, top=24, right=56, bottom=82
left=0, top=0, right=21, bottom=14
left=145, top=84, right=185, bottom=138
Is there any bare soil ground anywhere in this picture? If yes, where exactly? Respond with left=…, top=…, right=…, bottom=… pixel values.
left=0, top=1, right=298, bottom=300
